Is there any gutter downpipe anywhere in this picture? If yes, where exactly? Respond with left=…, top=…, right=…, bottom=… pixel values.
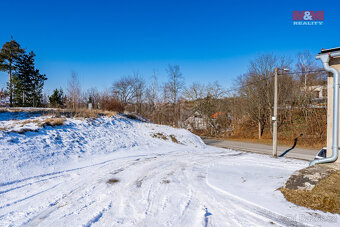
left=310, top=52, right=340, bottom=166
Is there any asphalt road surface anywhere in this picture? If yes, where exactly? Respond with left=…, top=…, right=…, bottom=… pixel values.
left=202, top=137, right=319, bottom=161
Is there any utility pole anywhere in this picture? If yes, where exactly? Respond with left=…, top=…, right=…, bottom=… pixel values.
left=273, top=68, right=278, bottom=158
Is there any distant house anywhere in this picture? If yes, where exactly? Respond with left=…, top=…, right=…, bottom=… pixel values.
left=183, top=111, right=231, bottom=131
left=183, top=112, right=207, bottom=130
left=302, top=85, right=327, bottom=100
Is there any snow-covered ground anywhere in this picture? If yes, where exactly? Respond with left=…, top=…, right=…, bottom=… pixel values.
left=0, top=112, right=339, bottom=226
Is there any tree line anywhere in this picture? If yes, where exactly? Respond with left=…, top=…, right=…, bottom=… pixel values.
left=0, top=39, right=327, bottom=147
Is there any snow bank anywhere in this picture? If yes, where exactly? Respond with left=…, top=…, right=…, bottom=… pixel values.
left=0, top=112, right=205, bottom=183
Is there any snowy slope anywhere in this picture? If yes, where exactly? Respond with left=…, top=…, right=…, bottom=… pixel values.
left=0, top=112, right=339, bottom=227
left=0, top=113, right=204, bottom=183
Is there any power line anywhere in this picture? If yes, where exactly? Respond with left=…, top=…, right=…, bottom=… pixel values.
left=281, top=69, right=325, bottom=75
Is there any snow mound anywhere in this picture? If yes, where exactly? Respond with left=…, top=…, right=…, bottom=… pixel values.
left=0, top=113, right=205, bottom=183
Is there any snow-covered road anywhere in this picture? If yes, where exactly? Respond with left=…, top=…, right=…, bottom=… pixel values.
left=0, top=114, right=339, bottom=226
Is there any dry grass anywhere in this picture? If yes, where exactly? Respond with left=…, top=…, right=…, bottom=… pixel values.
left=1, top=118, right=66, bottom=133
left=280, top=170, right=340, bottom=214
left=152, top=133, right=180, bottom=144
left=0, top=107, right=118, bottom=119
left=20, top=119, right=41, bottom=125
left=169, top=135, right=179, bottom=143
left=0, top=108, right=120, bottom=134
left=18, top=118, right=66, bottom=127
left=152, top=132, right=168, bottom=140
left=51, top=109, right=118, bottom=119
left=41, top=118, right=66, bottom=127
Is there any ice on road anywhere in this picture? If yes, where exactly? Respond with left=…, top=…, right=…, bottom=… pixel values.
left=0, top=114, right=339, bottom=226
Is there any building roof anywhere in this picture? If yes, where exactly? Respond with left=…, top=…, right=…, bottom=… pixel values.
left=319, top=47, right=340, bottom=54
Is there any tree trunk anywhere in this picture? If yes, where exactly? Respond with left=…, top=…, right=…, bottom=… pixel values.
left=9, top=61, right=12, bottom=107
left=258, top=121, right=262, bottom=139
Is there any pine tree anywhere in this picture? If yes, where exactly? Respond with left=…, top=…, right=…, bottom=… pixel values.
left=0, top=39, right=25, bottom=106
left=49, top=88, right=65, bottom=108
left=12, top=51, right=47, bottom=107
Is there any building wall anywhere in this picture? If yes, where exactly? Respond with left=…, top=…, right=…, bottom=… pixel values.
left=326, top=57, right=340, bottom=162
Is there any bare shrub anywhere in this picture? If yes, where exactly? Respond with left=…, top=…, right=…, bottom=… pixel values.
left=99, top=93, right=124, bottom=112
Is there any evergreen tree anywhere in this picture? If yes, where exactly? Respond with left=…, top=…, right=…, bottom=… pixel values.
left=49, top=88, right=65, bottom=108
left=12, top=51, right=47, bottom=107
left=0, top=39, right=25, bottom=106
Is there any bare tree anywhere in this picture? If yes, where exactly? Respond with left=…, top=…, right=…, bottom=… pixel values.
left=132, top=73, right=145, bottom=114
left=296, top=50, right=318, bottom=89
left=112, top=74, right=146, bottom=113
left=295, top=50, right=326, bottom=123
left=166, top=64, right=184, bottom=105
left=67, top=72, right=81, bottom=110
left=166, top=64, right=184, bottom=126
left=184, top=82, right=206, bottom=101
left=112, top=76, right=135, bottom=108
left=162, top=82, right=172, bottom=104
left=148, top=70, right=160, bottom=105
left=145, top=71, right=160, bottom=122
left=207, top=81, right=225, bottom=99
left=238, top=54, right=292, bottom=139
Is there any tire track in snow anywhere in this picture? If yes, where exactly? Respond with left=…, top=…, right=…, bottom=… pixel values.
left=1, top=148, right=330, bottom=226
left=20, top=154, right=166, bottom=226
left=176, top=153, right=299, bottom=226
left=0, top=174, right=67, bottom=195
left=0, top=153, right=152, bottom=196
left=0, top=183, right=61, bottom=210
left=205, top=180, right=313, bottom=227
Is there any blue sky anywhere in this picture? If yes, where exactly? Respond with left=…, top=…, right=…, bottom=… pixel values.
left=0, top=0, right=339, bottom=94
